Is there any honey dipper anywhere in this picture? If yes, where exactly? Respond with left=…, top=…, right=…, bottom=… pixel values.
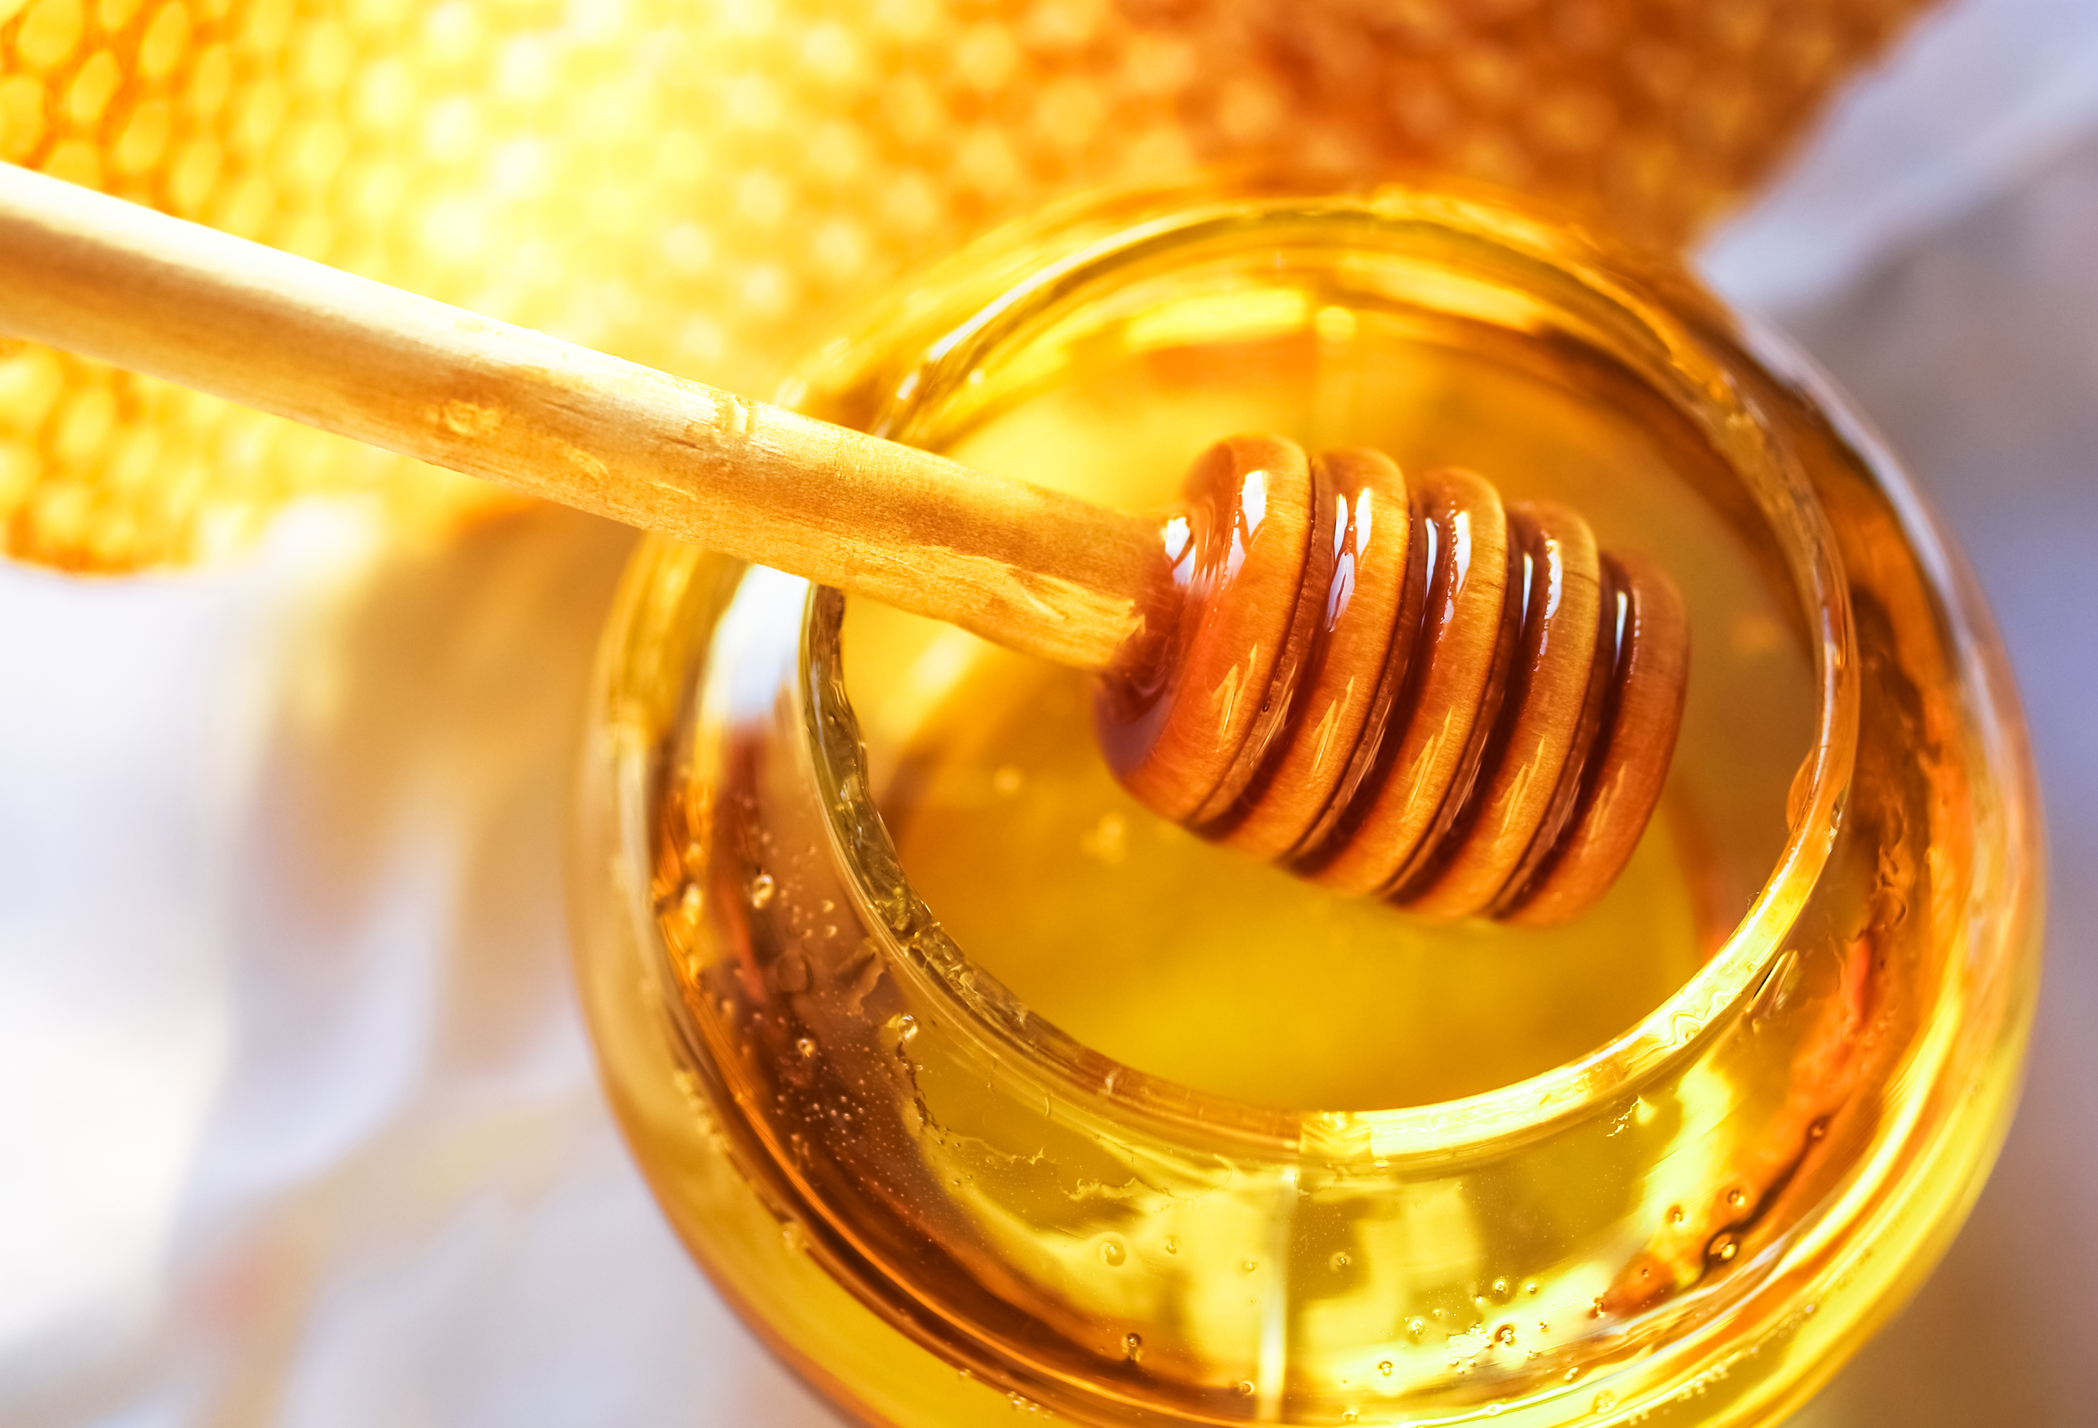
left=0, top=163, right=1685, bottom=924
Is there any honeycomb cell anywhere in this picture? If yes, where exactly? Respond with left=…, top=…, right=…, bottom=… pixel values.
left=181, top=42, right=230, bottom=118
left=66, top=47, right=120, bottom=123
left=0, top=72, right=44, bottom=158
left=42, top=137, right=100, bottom=188
left=0, top=347, right=65, bottom=431
left=53, top=385, right=116, bottom=466
left=137, top=3, right=188, bottom=79
left=112, top=96, right=170, bottom=172
left=16, top=0, right=84, bottom=74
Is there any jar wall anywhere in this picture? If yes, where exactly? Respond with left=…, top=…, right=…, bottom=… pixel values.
left=567, top=191, right=2040, bottom=1427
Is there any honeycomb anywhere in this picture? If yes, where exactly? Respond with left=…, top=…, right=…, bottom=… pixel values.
left=0, top=0, right=1932, bottom=571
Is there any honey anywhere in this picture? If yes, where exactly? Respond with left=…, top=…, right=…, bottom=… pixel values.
left=856, top=304, right=1817, bottom=1110
left=570, top=190, right=2039, bottom=1427
left=876, top=649, right=1706, bottom=1110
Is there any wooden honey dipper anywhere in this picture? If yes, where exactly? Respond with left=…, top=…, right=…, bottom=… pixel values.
left=1099, top=436, right=1686, bottom=925
left=0, top=163, right=1685, bottom=925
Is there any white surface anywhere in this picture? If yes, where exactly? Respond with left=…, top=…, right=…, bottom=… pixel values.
left=5, top=1, right=2098, bottom=1420
left=0, top=510, right=839, bottom=1426
left=1703, top=0, right=2098, bottom=312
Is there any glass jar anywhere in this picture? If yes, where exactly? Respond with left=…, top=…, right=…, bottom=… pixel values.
left=567, top=189, right=2041, bottom=1427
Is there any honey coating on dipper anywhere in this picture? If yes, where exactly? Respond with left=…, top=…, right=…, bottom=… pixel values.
left=1087, top=434, right=1686, bottom=925
left=0, top=0, right=1931, bottom=570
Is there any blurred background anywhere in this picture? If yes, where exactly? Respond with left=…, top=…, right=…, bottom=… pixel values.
left=1, top=0, right=2095, bottom=1423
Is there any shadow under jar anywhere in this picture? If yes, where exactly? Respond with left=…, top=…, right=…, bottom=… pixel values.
left=567, top=190, right=2041, bottom=1428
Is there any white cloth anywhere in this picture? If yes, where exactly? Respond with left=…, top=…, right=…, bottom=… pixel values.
left=5, top=3, right=2097, bottom=1420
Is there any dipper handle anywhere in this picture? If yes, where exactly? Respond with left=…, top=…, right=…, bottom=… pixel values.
left=0, top=162, right=1161, bottom=671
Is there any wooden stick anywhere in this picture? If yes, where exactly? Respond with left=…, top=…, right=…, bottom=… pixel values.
left=0, top=162, right=1161, bottom=671
left=0, top=164, right=1688, bottom=922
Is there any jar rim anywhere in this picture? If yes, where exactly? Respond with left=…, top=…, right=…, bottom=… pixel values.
left=802, top=190, right=1862, bottom=1158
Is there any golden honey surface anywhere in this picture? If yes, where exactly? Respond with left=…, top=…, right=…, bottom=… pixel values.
left=0, top=0, right=1930, bottom=571
left=854, top=313, right=1813, bottom=1110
